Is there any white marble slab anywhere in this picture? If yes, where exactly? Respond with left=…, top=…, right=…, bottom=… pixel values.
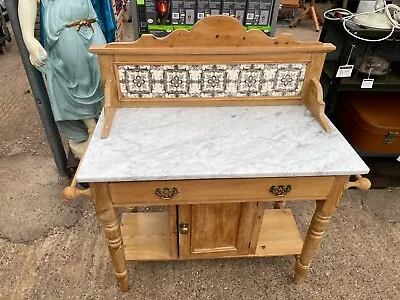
left=77, top=106, right=369, bottom=182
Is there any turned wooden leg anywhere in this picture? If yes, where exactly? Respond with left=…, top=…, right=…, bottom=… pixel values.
left=91, top=183, right=129, bottom=291
left=293, top=176, right=348, bottom=283
left=293, top=200, right=328, bottom=283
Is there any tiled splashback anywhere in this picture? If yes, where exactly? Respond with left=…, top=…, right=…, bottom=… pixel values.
left=118, top=63, right=307, bottom=99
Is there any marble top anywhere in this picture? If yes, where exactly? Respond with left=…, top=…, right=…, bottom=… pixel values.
left=77, top=106, right=369, bottom=182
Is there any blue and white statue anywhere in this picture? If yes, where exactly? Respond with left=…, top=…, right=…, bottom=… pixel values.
left=19, top=0, right=115, bottom=157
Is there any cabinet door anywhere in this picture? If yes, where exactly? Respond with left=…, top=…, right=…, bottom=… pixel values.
left=178, top=202, right=259, bottom=259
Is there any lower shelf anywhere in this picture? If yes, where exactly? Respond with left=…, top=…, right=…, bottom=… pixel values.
left=121, top=212, right=175, bottom=261
left=120, top=208, right=303, bottom=261
left=254, top=209, right=303, bottom=257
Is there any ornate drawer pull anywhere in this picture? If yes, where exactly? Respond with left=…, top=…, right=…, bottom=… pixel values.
left=155, top=187, right=179, bottom=200
left=269, top=185, right=292, bottom=197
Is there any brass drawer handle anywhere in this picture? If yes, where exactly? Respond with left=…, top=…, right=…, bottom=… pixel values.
left=155, top=187, right=179, bottom=200
left=270, top=185, right=292, bottom=197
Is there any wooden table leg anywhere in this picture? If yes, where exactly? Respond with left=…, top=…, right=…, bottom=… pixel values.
left=310, top=6, right=320, bottom=32
left=293, top=176, right=348, bottom=283
left=91, top=183, right=129, bottom=291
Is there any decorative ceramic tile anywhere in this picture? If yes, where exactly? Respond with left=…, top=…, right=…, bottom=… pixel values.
left=118, top=63, right=307, bottom=99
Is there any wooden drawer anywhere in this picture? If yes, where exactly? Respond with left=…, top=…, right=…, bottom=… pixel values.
left=109, top=176, right=335, bottom=205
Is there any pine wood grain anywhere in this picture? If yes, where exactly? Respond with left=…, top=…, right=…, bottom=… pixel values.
left=102, top=80, right=118, bottom=138
left=90, top=15, right=335, bottom=136
left=177, top=205, right=191, bottom=259
left=169, top=206, right=178, bottom=259
left=119, top=97, right=302, bottom=107
left=113, top=54, right=312, bottom=64
left=121, top=212, right=175, bottom=261
left=255, top=209, right=303, bottom=256
left=191, top=203, right=242, bottom=254
left=293, top=176, right=349, bottom=283
left=249, top=202, right=267, bottom=254
left=91, top=183, right=129, bottom=291
left=109, top=176, right=335, bottom=206
left=304, top=78, right=331, bottom=132
left=91, top=16, right=334, bottom=55
left=120, top=208, right=304, bottom=261
left=236, top=202, right=259, bottom=255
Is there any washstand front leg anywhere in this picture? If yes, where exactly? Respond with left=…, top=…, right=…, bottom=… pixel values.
left=293, top=175, right=370, bottom=283
left=293, top=199, right=331, bottom=283
left=91, top=183, right=130, bottom=291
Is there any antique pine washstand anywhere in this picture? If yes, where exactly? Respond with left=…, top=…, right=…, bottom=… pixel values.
left=64, top=16, right=371, bottom=291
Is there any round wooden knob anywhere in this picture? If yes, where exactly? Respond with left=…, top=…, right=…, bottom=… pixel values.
left=63, top=186, right=77, bottom=200
left=346, top=175, right=371, bottom=190
left=357, top=177, right=371, bottom=190
left=63, top=186, right=91, bottom=200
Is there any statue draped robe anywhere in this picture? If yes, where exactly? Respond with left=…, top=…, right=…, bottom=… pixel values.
left=41, top=0, right=107, bottom=141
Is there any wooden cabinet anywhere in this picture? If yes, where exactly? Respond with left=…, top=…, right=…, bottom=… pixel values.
left=114, top=176, right=339, bottom=262
left=119, top=196, right=305, bottom=262
left=73, top=17, right=372, bottom=292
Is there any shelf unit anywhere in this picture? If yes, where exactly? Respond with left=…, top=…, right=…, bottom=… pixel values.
left=319, top=19, right=400, bottom=187
left=130, top=0, right=281, bottom=39
left=319, top=19, right=400, bottom=117
left=121, top=211, right=176, bottom=260
left=322, top=60, right=400, bottom=92
left=120, top=208, right=303, bottom=261
left=255, top=209, right=303, bottom=257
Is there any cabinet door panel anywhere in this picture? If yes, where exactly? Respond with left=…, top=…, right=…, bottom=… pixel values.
left=178, top=202, right=259, bottom=259
left=191, top=203, right=242, bottom=253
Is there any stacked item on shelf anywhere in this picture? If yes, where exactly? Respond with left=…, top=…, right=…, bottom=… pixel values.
left=139, top=0, right=278, bottom=37
left=144, top=0, right=173, bottom=37
left=172, top=0, right=196, bottom=30
left=222, top=0, right=246, bottom=24
left=137, top=0, right=148, bottom=34
left=244, top=0, right=273, bottom=33
left=197, top=0, right=222, bottom=21
left=338, top=93, right=400, bottom=155
left=112, top=0, right=126, bottom=41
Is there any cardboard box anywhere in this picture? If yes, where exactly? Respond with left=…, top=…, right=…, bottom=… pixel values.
left=172, top=0, right=196, bottom=29
left=145, top=0, right=173, bottom=37
left=137, top=0, right=148, bottom=35
left=209, top=0, right=223, bottom=15
left=222, top=0, right=246, bottom=24
left=245, top=0, right=273, bottom=33
left=197, top=0, right=222, bottom=20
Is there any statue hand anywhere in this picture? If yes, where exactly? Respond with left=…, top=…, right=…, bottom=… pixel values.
left=25, top=38, right=48, bottom=68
